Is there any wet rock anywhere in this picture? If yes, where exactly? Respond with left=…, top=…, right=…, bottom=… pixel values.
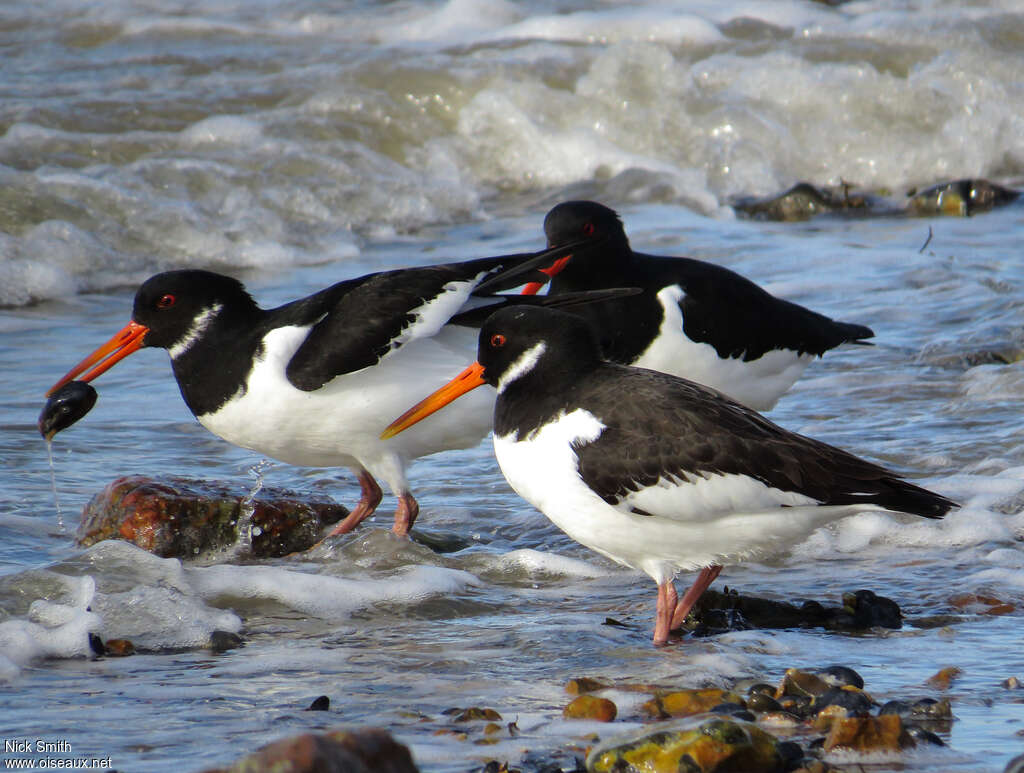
left=88, top=633, right=104, bottom=656
left=567, top=677, right=609, bottom=695
left=202, top=727, right=418, bottom=773
left=732, top=182, right=876, bottom=221
left=776, top=669, right=830, bottom=699
left=76, top=475, right=347, bottom=559
left=906, top=178, right=1020, bottom=217
left=564, top=695, right=617, bottom=722
left=733, top=177, right=1020, bottom=221
left=209, top=630, right=243, bottom=653
left=811, top=687, right=874, bottom=716
left=1005, top=752, right=1024, bottom=773
left=925, top=666, right=962, bottom=690
left=902, top=725, right=944, bottom=746
left=683, top=587, right=902, bottom=633
left=587, top=717, right=783, bottom=773
left=641, top=688, right=744, bottom=719
left=455, top=707, right=502, bottom=722
left=1003, top=676, right=1022, bottom=689
left=823, top=714, right=914, bottom=754
left=38, top=381, right=98, bottom=440
left=949, top=592, right=1016, bottom=616
left=306, top=696, right=330, bottom=711
left=815, top=666, right=864, bottom=690
left=103, top=638, right=135, bottom=657
left=745, top=693, right=782, bottom=713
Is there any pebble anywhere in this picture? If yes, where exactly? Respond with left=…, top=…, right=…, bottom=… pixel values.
left=563, top=695, right=617, bottom=722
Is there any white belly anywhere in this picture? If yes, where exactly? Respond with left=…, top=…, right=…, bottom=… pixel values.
left=198, top=324, right=494, bottom=495
left=494, top=408, right=872, bottom=585
left=633, top=285, right=814, bottom=411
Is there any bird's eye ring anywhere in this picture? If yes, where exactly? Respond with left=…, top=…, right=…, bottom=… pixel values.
left=157, top=294, right=176, bottom=309
left=582, top=222, right=595, bottom=236
left=490, top=334, right=506, bottom=348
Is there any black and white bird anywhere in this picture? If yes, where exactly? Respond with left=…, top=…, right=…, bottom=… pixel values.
left=46, top=251, right=607, bottom=538
left=482, top=201, right=875, bottom=411
left=383, top=306, right=955, bottom=645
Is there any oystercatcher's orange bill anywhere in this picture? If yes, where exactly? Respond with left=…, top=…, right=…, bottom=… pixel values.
left=381, top=362, right=487, bottom=439
left=46, top=320, right=149, bottom=397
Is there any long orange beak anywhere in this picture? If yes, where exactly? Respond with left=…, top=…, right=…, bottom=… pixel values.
left=46, top=320, right=149, bottom=397
left=520, top=254, right=573, bottom=296
left=382, top=362, right=487, bottom=439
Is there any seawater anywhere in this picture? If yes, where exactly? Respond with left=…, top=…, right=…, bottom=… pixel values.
left=1, top=1, right=1023, bottom=771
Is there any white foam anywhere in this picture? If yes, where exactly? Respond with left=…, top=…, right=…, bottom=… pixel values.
left=0, top=575, right=99, bottom=680
left=491, top=548, right=614, bottom=578
left=185, top=563, right=481, bottom=619
left=181, top=115, right=263, bottom=146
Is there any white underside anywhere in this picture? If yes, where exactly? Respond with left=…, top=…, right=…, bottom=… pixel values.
left=196, top=323, right=493, bottom=497
left=494, top=408, right=880, bottom=585
left=633, top=285, right=814, bottom=411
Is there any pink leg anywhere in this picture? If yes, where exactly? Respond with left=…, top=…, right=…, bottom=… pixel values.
left=391, top=492, right=419, bottom=537
left=653, top=580, right=679, bottom=646
left=669, top=564, right=723, bottom=630
left=325, top=469, right=384, bottom=536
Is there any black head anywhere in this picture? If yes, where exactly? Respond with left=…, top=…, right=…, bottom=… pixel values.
left=132, top=270, right=258, bottom=351
left=477, top=306, right=603, bottom=392
left=542, top=201, right=628, bottom=250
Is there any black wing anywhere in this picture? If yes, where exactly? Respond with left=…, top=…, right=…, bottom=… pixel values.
left=646, top=255, right=875, bottom=361
left=285, top=255, right=514, bottom=390
left=573, top=365, right=953, bottom=519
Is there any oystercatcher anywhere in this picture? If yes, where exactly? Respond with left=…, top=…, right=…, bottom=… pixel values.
left=46, top=249, right=613, bottom=538
left=481, top=201, right=875, bottom=410
left=383, top=306, right=955, bottom=645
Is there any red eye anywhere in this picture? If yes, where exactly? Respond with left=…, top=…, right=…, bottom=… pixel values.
left=157, top=294, right=176, bottom=309
left=582, top=222, right=595, bottom=236
left=490, top=334, right=506, bottom=348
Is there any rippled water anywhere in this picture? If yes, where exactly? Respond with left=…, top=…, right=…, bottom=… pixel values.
left=3, top=2, right=1024, bottom=771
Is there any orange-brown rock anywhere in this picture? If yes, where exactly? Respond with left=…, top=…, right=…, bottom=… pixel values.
left=202, top=727, right=418, bottom=773
left=925, top=666, right=963, bottom=690
left=823, top=714, right=910, bottom=753
left=567, top=676, right=609, bottom=695
left=563, top=695, right=617, bottom=722
left=77, top=475, right=347, bottom=558
left=641, top=688, right=743, bottom=719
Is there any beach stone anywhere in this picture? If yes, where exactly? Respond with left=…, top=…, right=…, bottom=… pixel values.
left=776, top=669, right=830, bottom=699
left=642, top=689, right=744, bottom=719
left=822, top=714, right=911, bottom=753
left=203, top=727, right=418, bottom=773
left=76, top=475, right=347, bottom=559
left=454, top=707, right=502, bottom=722
left=587, top=717, right=783, bottom=772
left=567, top=677, right=610, bottom=695
left=925, top=666, right=962, bottom=690
left=815, top=666, right=864, bottom=690
left=306, top=696, right=330, bottom=711
left=732, top=182, right=874, bottom=221
left=102, top=638, right=135, bottom=657
left=906, top=178, right=1019, bottom=217
left=949, top=592, right=1016, bottom=616
left=209, top=630, right=243, bottom=653
left=564, top=695, right=617, bottom=722
left=685, top=588, right=902, bottom=633
left=811, top=687, right=874, bottom=716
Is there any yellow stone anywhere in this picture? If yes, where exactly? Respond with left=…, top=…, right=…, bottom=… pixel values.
left=564, top=695, right=617, bottom=722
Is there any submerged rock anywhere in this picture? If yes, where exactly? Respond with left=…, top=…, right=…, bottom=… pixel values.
left=682, top=587, right=902, bottom=634
left=76, top=475, right=347, bottom=559
left=733, top=177, right=1019, bottom=221
left=202, top=727, right=418, bottom=773
left=587, top=717, right=783, bottom=773
left=822, top=714, right=912, bottom=754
